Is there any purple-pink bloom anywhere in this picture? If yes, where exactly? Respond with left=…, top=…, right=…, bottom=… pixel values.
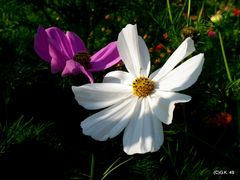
left=207, top=30, right=216, bottom=38
left=34, top=26, right=121, bottom=83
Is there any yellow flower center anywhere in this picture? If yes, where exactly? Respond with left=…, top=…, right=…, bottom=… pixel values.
left=73, top=52, right=90, bottom=68
left=132, top=77, right=155, bottom=97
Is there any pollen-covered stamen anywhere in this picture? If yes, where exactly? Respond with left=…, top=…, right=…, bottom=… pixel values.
left=73, top=52, right=91, bottom=68
left=132, top=77, right=155, bottom=97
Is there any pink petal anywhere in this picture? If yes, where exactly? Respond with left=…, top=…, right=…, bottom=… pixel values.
left=66, top=31, right=88, bottom=55
left=78, top=66, right=94, bottom=83
left=62, top=60, right=94, bottom=83
left=49, top=42, right=66, bottom=73
left=46, top=27, right=73, bottom=58
left=61, top=60, right=82, bottom=75
left=88, top=41, right=121, bottom=72
left=34, top=26, right=51, bottom=62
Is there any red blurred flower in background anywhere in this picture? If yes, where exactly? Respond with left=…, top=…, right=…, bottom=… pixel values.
left=155, top=44, right=164, bottom=52
left=208, top=30, right=216, bottom=38
left=205, top=112, right=232, bottom=127
left=233, top=8, right=240, bottom=17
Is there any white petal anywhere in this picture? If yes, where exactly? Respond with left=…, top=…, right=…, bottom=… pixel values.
left=81, top=96, right=138, bottom=141
left=149, top=68, right=161, bottom=79
left=157, top=53, right=204, bottom=91
left=151, top=37, right=195, bottom=81
left=117, top=24, right=150, bottom=77
left=123, top=98, right=164, bottom=155
left=148, top=91, right=191, bottom=125
left=138, top=36, right=151, bottom=76
left=103, top=70, right=134, bottom=85
left=72, top=83, right=132, bottom=110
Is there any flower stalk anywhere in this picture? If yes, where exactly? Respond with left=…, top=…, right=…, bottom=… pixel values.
left=218, top=31, right=232, bottom=82
left=187, top=0, right=191, bottom=26
left=166, top=0, right=176, bottom=34
left=102, top=157, right=134, bottom=180
left=166, top=0, right=173, bottom=25
left=197, top=0, right=205, bottom=28
left=90, top=153, right=95, bottom=180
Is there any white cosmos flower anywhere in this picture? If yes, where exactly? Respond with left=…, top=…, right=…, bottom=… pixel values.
left=72, top=24, right=204, bottom=155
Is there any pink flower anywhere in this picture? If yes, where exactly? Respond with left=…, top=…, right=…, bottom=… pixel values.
left=34, top=26, right=121, bottom=83
left=207, top=30, right=216, bottom=38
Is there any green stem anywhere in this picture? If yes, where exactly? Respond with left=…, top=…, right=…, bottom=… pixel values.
left=166, top=0, right=173, bottom=25
left=218, top=31, right=232, bottom=82
left=166, top=0, right=176, bottom=35
left=102, top=157, right=134, bottom=180
left=162, top=144, right=180, bottom=177
left=187, top=0, right=191, bottom=26
left=237, top=100, right=240, bottom=144
left=197, top=0, right=205, bottom=28
left=90, top=153, right=95, bottom=180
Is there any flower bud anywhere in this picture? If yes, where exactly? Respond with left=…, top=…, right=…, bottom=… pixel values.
left=210, top=13, right=223, bottom=24
left=207, top=30, right=216, bottom=38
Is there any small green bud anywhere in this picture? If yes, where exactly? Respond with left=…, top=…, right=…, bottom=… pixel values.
left=210, top=12, right=223, bottom=25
